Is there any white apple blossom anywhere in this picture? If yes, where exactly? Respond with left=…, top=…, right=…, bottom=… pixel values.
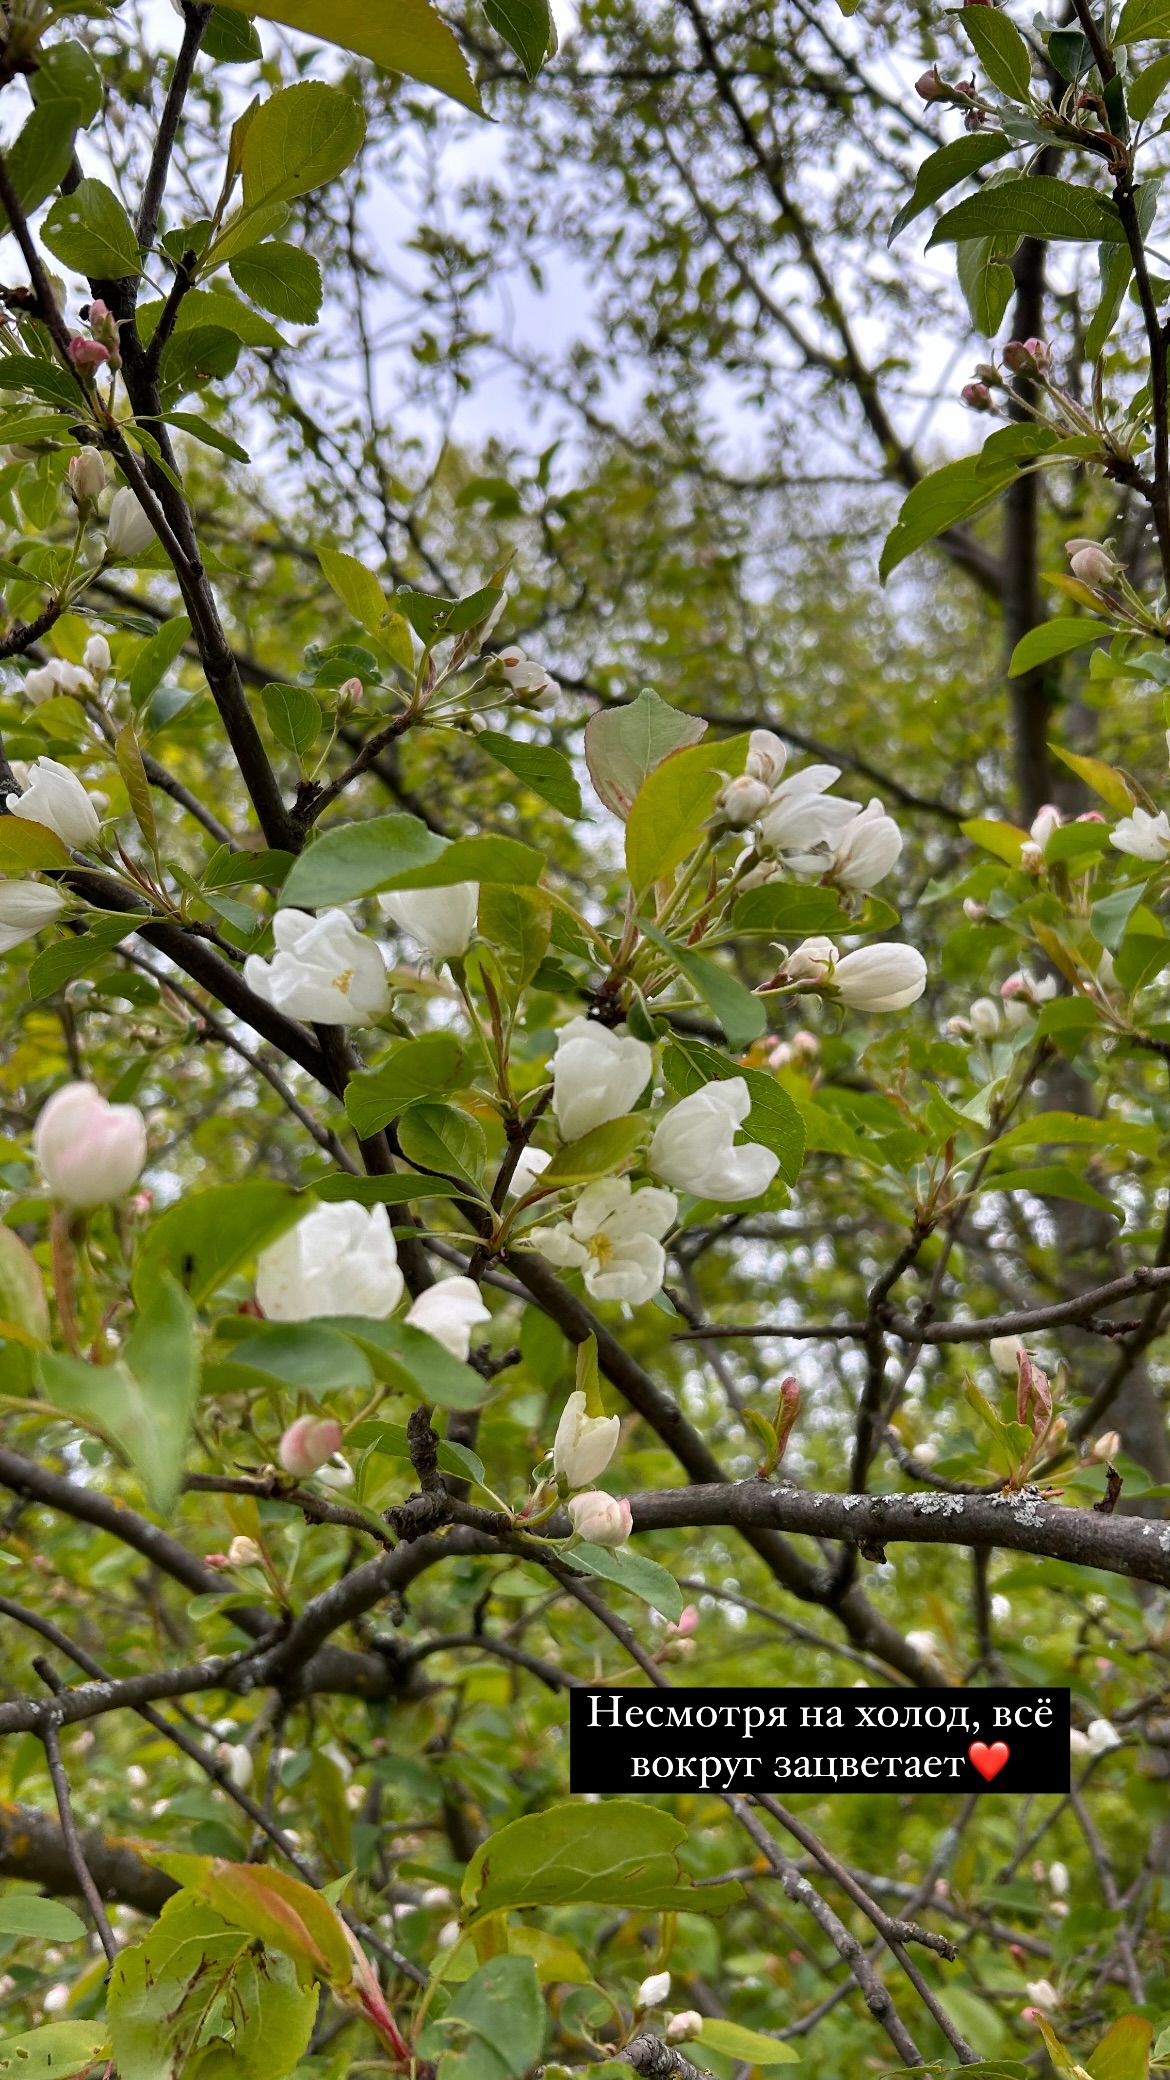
left=968, top=997, right=1000, bottom=1039
left=83, top=633, right=111, bottom=678
left=379, top=883, right=479, bottom=962
left=823, top=799, right=903, bottom=889
left=256, top=1201, right=403, bottom=1320
left=745, top=729, right=786, bottom=789
left=0, top=882, right=65, bottom=953
left=551, top=1016, right=652, bottom=1141
left=35, top=1082, right=147, bottom=1207
left=831, top=944, right=927, bottom=1011
left=245, top=908, right=389, bottom=1026
left=553, top=1389, right=620, bottom=1488
left=10, top=757, right=101, bottom=848
left=24, top=657, right=93, bottom=702
left=1025, top=1979, right=1060, bottom=2014
left=1001, top=971, right=1058, bottom=1026
left=759, top=764, right=861, bottom=858
left=531, top=1176, right=677, bottom=1303
left=1065, top=538, right=1117, bottom=586
left=649, top=1078, right=779, bottom=1201
left=1030, top=804, right=1062, bottom=852
left=507, top=1146, right=552, bottom=1197
left=1110, top=806, right=1170, bottom=862
left=717, top=774, right=771, bottom=825
left=1084, top=1717, right=1122, bottom=1755
left=636, top=1973, right=672, bottom=2009
left=405, top=1275, right=491, bottom=1360
left=990, top=1335, right=1025, bottom=1376
left=106, top=486, right=157, bottom=560
left=785, top=935, right=836, bottom=983
left=567, top=1489, right=633, bottom=1546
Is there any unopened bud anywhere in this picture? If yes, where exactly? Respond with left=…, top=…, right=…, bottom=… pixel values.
left=69, top=337, right=111, bottom=373
left=775, top=1375, right=800, bottom=1457
left=68, top=449, right=107, bottom=505
left=667, top=2014, right=704, bottom=2043
left=226, top=1535, right=262, bottom=1568
left=915, top=67, right=949, bottom=100
left=718, top=774, right=771, bottom=826
left=1065, top=538, right=1118, bottom=587
left=963, top=897, right=987, bottom=922
left=1089, top=1430, right=1122, bottom=1463
left=961, top=381, right=993, bottom=411
left=336, top=675, right=362, bottom=717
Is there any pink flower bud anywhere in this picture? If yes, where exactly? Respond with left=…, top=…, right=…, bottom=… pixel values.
left=676, top=1603, right=699, bottom=1635
left=1065, top=538, right=1117, bottom=586
left=567, top=1490, right=632, bottom=1547
left=68, top=450, right=107, bottom=504
left=69, top=337, right=111, bottom=371
left=1089, top=1430, right=1122, bottom=1463
left=1022, top=337, right=1051, bottom=371
left=963, top=898, right=987, bottom=921
left=961, top=381, right=992, bottom=410
left=915, top=67, right=949, bottom=100
left=34, top=1082, right=147, bottom=1208
left=1030, top=804, right=1061, bottom=850
left=279, top=1415, right=343, bottom=1477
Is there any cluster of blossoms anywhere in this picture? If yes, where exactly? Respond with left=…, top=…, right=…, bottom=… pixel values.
left=719, top=733, right=906, bottom=894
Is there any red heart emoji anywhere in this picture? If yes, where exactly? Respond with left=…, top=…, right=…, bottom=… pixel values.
left=968, top=1739, right=1010, bottom=1782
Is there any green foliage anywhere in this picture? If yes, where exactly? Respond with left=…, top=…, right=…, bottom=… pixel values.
left=462, top=1803, right=744, bottom=1920
left=41, top=177, right=142, bottom=276
left=0, top=2024, right=110, bottom=2077
left=106, top=1891, right=317, bottom=2079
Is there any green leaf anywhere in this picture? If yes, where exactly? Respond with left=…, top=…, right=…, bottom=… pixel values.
left=41, top=1273, right=198, bottom=1511
left=398, top=1100, right=487, bottom=1192
left=30, top=40, right=104, bottom=126
left=1009, top=618, right=1103, bottom=675
left=478, top=730, right=581, bottom=817
left=959, top=4, right=1033, bottom=99
left=1127, top=49, right=1170, bottom=112
left=461, top=1801, right=744, bottom=1920
left=0, top=358, right=82, bottom=409
left=116, top=722, right=159, bottom=859
left=28, top=917, right=133, bottom=1001
left=217, top=0, right=482, bottom=111
left=960, top=816, right=1029, bottom=865
left=203, top=5, right=265, bottom=59
left=0, top=2024, right=110, bottom=2079
left=696, top=2020, right=800, bottom=2066
left=1086, top=240, right=1135, bottom=360
left=980, top=1164, right=1117, bottom=1214
left=890, top=134, right=1014, bottom=242
left=159, top=410, right=251, bottom=463
left=241, top=81, right=365, bottom=216
left=993, top=1110, right=1157, bottom=1157
left=1052, top=744, right=1136, bottom=815
left=0, top=102, right=85, bottom=236
left=478, top=884, right=552, bottom=989
left=1086, top=2018, right=1153, bottom=2080
left=929, top=177, right=1122, bottom=247
left=542, top=1115, right=647, bottom=1186
left=664, top=1034, right=805, bottom=1185
left=350, top=1418, right=485, bottom=1487
left=128, top=614, right=192, bottom=705
left=309, top=1168, right=465, bottom=1204
left=956, top=230, right=1021, bottom=336
left=41, top=176, right=142, bottom=277
left=1118, top=0, right=1170, bottom=40
left=141, top=287, right=285, bottom=349
left=262, top=681, right=321, bottom=757
left=584, top=688, right=707, bottom=820
left=483, top=0, right=553, bottom=75
left=0, top=820, right=71, bottom=871
left=0, top=1898, right=86, bottom=1940
left=280, top=811, right=543, bottom=907
left=731, top=885, right=852, bottom=934
left=134, top=1181, right=301, bottom=1305
left=881, top=455, right=1021, bottom=582
left=570, top=1540, right=683, bottom=1623
left=343, top=1033, right=469, bottom=1138
left=1091, top=878, right=1149, bottom=950
left=229, top=241, right=323, bottom=324
left=640, top=920, right=765, bottom=1051
left=106, top=1890, right=317, bottom=2080
left=626, top=734, right=748, bottom=893
left=333, top=1315, right=488, bottom=1408
left=213, top=1318, right=371, bottom=1393
left=319, top=546, right=389, bottom=637
left=419, top=1957, right=545, bottom=2080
